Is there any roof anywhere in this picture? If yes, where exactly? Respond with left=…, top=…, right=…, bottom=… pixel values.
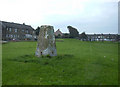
left=54, top=29, right=63, bottom=35
left=2, top=21, right=34, bottom=30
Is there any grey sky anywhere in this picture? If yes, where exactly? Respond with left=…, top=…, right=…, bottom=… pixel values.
left=0, top=0, right=118, bottom=34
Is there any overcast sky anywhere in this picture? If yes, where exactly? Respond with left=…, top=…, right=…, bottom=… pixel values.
left=0, top=0, right=119, bottom=34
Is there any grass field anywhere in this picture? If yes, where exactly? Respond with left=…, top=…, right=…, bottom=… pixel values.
left=2, top=39, right=118, bottom=85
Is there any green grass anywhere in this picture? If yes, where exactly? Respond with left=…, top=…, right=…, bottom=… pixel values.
left=2, top=39, right=118, bottom=85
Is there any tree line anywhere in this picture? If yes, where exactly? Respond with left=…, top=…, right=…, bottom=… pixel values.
left=35, top=26, right=88, bottom=41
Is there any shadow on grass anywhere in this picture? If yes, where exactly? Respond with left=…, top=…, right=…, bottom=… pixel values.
left=8, top=54, right=74, bottom=65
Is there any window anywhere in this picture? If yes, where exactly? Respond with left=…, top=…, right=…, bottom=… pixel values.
left=9, top=28, right=11, bottom=32
left=8, top=34, right=10, bottom=37
left=11, top=35, right=13, bottom=38
left=18, top=35, right=19, bottom=38
left=6, top=34, right=8, bottom=37
left=26, top=30, right=28, bottom=33
left=9, top=34, right=11, bottom=37
left=22, top=29, right=24, bottom=32
left=15, top=29, right=17, bottom=32
left=7, top=28, right=9, bottom=31
left=33, top=31, right=34, bottom=33
left=14, top=35, right=16, bottom=38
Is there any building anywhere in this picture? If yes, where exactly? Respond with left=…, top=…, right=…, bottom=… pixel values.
left=0, top=21, right=2, bottom=41
left=87, top=34, right=119, bottom=41
left=1, top=21, right=35, bottom=41
left=54, top=29, right=63, bottom=37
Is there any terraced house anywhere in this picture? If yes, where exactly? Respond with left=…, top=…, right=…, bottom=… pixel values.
left=1, top=21, right=35, bottom=41
left=87, top=34, right=119, bottom=41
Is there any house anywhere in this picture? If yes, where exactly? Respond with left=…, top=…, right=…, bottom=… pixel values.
left=54, top=29, right=63, bottom=37
left=87, top=34, right=119, bottom=41
left=1, top=21, right=35, bottom=41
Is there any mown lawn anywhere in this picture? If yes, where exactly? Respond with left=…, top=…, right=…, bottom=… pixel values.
left=2, top=39, right=118, bottom=85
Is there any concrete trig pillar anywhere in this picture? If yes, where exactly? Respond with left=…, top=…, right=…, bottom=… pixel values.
left=35, top=25, right=57, bottom=57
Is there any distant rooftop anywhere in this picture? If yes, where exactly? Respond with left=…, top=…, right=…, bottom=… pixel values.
left=2, top=21, right=34, bottom=30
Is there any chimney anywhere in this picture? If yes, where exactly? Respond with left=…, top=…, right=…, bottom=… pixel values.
left=23, top=23, right=25, bottom=25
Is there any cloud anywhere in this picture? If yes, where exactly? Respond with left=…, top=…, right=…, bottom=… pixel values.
left=0, top=0, right=118, bottom=33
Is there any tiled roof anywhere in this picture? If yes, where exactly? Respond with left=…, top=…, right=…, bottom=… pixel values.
left=2, top=21, right=34, bottom=30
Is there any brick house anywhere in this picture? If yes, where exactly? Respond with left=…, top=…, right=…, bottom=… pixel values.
left=54, top=29, right=63, bottom=37
left=1, top=21, right=35, bottom=41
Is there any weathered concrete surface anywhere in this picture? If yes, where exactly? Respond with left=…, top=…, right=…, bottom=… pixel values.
left=35, top=25, right=57, bottom=57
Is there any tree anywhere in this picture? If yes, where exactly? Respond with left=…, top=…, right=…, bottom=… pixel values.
left=80, top=32, right=88, bottom=41
left=62, top=33, right=69, bottom=38
left=55, top=34, right=61, bottom=38
left=67, top=26, right=79, bottom=38
left=35, top=26, right=40, bottom=36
